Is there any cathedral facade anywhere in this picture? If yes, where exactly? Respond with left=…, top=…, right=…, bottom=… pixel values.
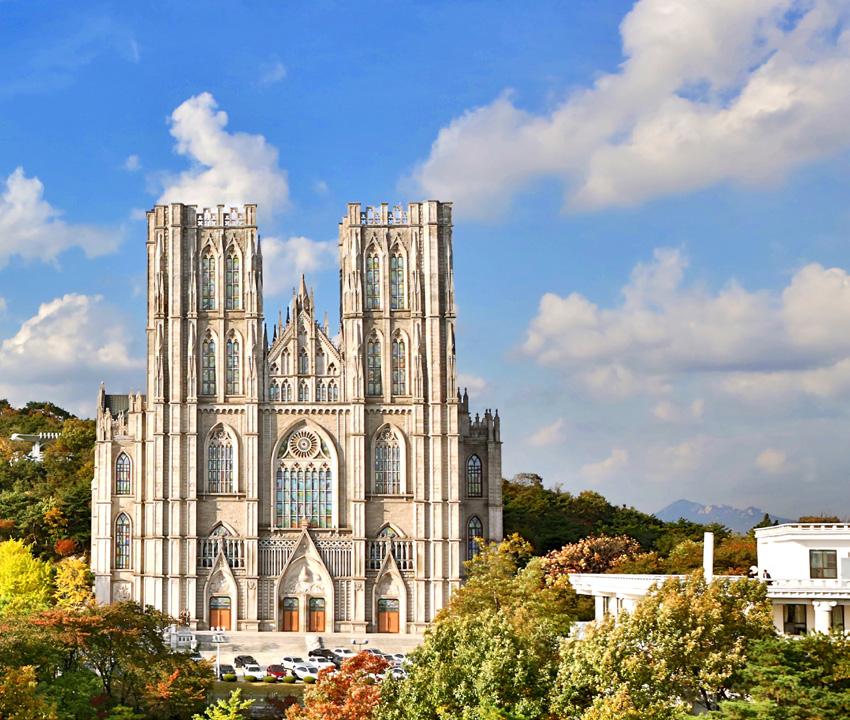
left=91, top=201, right=503, bottom=634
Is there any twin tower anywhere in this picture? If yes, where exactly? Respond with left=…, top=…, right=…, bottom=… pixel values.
left=91, top=201, right=503, bottom=634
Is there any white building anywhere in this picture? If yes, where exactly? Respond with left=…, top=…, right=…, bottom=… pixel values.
left=570, top=524, right=850, bottom=635
left=90, top=201, right=503, bottom=636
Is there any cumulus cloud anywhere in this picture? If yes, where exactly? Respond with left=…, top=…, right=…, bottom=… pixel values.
left=262, top=236, right=336, bottom=296
left=0, top=294, right=143, bottom=414
left=458, top=373, right=488, bottom=396
left=528, top=418, right=566, bottom=448
left=410, top=0, right=850, bottom=216
left=524, top=248, right=850, bottom=403
left=0, top=167, right=119, bottom=268
left=653, top=398, right=704, bottom=422
left=158, top=92, right=289, bottom=216
left=580, top=448, right=629, bottom=483
left=756, top=447, right=787, bottom=474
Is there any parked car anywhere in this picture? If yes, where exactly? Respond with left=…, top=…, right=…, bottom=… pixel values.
left=331, top=647, right=356, bottom=661
left=242, top=663, right=263, bottom=677
left=217, top=663, right=236, bottom=680
left=387, top=667, right=407, bottom=680
left=291, top=663, right=319, bottom=681
left=309, top=648, right=342, bottom=667
left=363, top=648, right=385, bottom=657
left=189, top=651, right=203, bottom=662
left=312, top=658, right=335, bottom=672
left=265, top=664, right=290, bottom=680
left=234, top=655, right=259, bottom=668
left=387, top=653, right=406, bottom=666
left=281, top=656, right=306, bottom=670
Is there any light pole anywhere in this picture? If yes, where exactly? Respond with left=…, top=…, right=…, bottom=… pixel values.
left=211, top=631, right=227, bottom=678
left=350, top=637, right=369, bottom=654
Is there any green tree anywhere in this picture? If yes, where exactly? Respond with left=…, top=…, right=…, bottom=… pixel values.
left=551, top=573, right=775, bottom=717
left=192, top=690, right=254, bottom=720
left=0, top=665, right=57, bottom=720
left=0, top=539, right=53, bottom=617
left=712, top=633, right=850, bottom=719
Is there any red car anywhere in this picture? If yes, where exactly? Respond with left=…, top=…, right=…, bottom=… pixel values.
left=265, top=664, right=290, bottom=679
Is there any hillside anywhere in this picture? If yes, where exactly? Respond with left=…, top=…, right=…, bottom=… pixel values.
left=656, top=499, right=790, bottom=533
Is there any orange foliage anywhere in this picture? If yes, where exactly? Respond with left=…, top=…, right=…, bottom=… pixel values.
left=54, top=538, right=77, bottom=557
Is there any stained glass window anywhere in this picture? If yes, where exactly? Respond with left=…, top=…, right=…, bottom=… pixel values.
left=282, top=381, right=292, bottom=402
left=202, top=337, right=216, bottom=395
left=298, top=380, right=309, bottom=402
left=367, top=339, right=382, bottom=396
left=467, top=516, right=483, bottom=561
left=328, top=380, right=338, bottom=401
left=115, top=453, right=131, bottom=495
left=115, top=513, right=131, bottom=569
left=225, top=251, right=240, bottom=310
left=466, top=455, right=483, bottom=497
left=269, top=381, right=280, bottom=401
left=390, top=253, right=405, bottom=309
left=208, top=429, right=235, bottom=493
left=366, top=253, right=381, bottom=310
left=375, top=427, right=401, bottom=494
left=275, top=429, right=334, bottom=528
left=201, top=251, right=216, bottom=310
left=226, top=337, right=240, bottom=395
left=391, top=337, right=406, bottom=395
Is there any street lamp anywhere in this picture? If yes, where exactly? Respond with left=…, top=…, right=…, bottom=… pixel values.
left=211, top=631, right=227, bottom=678
left=350, top=637, right=369, bottom=654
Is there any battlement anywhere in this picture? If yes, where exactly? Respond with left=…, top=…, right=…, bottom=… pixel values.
left=343, top=201, right=452, bottom=227
left=148, top=203, right=258, bottom=228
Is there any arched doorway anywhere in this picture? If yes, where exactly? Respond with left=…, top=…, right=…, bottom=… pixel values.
left=209, top=596, right=231, bottom=628
left=377, top=598, right=399, bottom=633
left=308, top=597, right=326, bottom=632
left=281, top=597, right=298, bottom=632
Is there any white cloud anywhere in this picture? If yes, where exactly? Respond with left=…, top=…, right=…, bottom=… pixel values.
left=0, top=167, right=119, bottom=268
left=524, top=249, right=850, bottom=403
left=580, top=448, right=629, bottom=484
left=0, top=294, right=142, bottom=415
left=313, top=180, right=329, bottom=195
left=129, top=208, right=147, bottom=221
left=528, top=418, right=566, bottom=448
left=458, top=373, right=488, bottom=396
left=262, top=236, right=336, bottom=296
left=410, top=0, right=850, bottom=216
left=756, top=447, right=787, bottom=474
left=124, top=154, right=141, bottom=171
left=158, top=92, right=289, bottom=216
left=259, top=58, right=287, bottom=86
left=0, top=297, right=6, bottom=315
left=653, top=398, right=704, bottom=422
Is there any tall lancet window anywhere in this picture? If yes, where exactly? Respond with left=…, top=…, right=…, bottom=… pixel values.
left=226, top=336, right=240, bottom=395
left=374, top=427, right=401, bottom=494
left=115, top=513, right=131, bottom=569
left=201, top=250, right=216, bottom=310
left=390, top=252, right=405, bottom=310
left=467, top=516, right=483, bottom=561
left=115, top=453, right=132, bottom=495
left=466, top=455, right=483, bottom=497
left=275, top=428, right=334, bottom=528
left=299, top=349, right=309, bottom=374
left=366, top=338, right=382, bottom=396
left=208, top=428, right=235, bottom=494
left=366, top=253, right=381, bottom=310
left=391, top=336, right=406, bottom=395
left=225, top=250, right=240, bottom=310
left=316, top=349, right=325, bottom=375
left=201, top=337, right=216, bottom=396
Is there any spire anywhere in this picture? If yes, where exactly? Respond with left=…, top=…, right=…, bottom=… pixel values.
left=296, top=274, right=311, bottom=313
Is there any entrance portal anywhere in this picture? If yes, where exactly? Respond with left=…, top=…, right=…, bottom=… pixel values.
left=281, top=597, right=299, bottom=632
left=377, top=598, right=400, bottom=633
left=308, top=597, right=326, bottom=632
left=209, top=596, right=231, bottom=629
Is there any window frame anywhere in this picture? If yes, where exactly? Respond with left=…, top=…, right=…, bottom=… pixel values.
left=114, top=513, right=131, bottom=570
left=115, top=452, right=132, bottom=495
left=466, top=455, right=483, bottom=498
left=810, top=549, right=838, bottom=579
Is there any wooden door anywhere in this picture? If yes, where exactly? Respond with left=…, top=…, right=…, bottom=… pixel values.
left=308, top=597, right=325, bottom=632
left=209, top=596, right=231, bottom=629
left=282, top=597, right=299, bottom=632
left=377, top=598, right=399, bottom=633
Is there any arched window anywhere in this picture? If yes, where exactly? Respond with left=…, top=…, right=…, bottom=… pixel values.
left=467, top=516, right=483, bottom=561
left=275, top=428, right=334, bottom=528
left=226, top=336, right=240, bottom=395
left=367, top=338, right=382, bottom=396
left=317, top=381, right=326, bottom=402
left=115, top=513, right=131, bottom=569
left=391, top=337, right=406, bottom=395
left=374, top=427, right=401, bottom=494
left=115, top=453, right=132, bottom=495
left=201, top=250, right=216, bottom=310
left=208, top=428, right=235, bottom=494
left=390, top=252, right=405, bottom=310
left=366, top=253, right=381, bottom=310
left=299, top=349, right=309, bottom=374
left=282, top=381, right=292, bottom=402
left=328, top=380, right=338, bottom=402
left=298, top=380, right=309, bottom=402
left=316, top=349, right=325, bottom=375
left=225, top=250, right=240, bottom=310
left=466, top=455, right=483, bottom=498
left=282, top=350, right=290, bottom=375
left=327, top=363, right=336, bottom=376
left=269, top=381, right=280, bottom=401
left=200, top=525, right=243, bottom=568
left=201, top=336, right=216, bottom=396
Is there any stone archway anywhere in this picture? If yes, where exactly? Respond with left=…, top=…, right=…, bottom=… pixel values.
left=202, top=553, right=239, bottom=631
left=372, top=552, right=407, bottom=634
left=274, top=530, right=335, bottom=633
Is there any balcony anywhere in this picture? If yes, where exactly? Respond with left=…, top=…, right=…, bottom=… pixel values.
left=198, top=536, right=245, bottom=569
left=367, top=539, right=414, bottom=572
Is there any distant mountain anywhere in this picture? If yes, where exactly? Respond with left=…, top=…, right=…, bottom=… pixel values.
left=656, top=499, right=791, bottom=534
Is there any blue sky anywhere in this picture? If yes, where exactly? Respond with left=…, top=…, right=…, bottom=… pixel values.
left=2, top=0, right=850, bottom=517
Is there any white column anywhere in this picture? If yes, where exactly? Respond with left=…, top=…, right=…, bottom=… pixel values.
left=594, top=595, right=606, bottom=622
left=813, top=600, right=836, bottom=633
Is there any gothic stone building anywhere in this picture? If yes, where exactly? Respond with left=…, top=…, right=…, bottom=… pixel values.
left=91, top=201, right=503, bottom=634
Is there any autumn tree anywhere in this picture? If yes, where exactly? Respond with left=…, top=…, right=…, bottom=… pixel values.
left=192, top=690, right=254, bottom=720
left=0, top=665, right=58, bottom=720
left=53, top=556, right=94, bottom=610
left=542, top=535, right=642, bottom=588
left=288, top=652, right=388, bottom=720
left=0, top=539, right=53, bottom=617
left=551, top=573, right=775, bottom=717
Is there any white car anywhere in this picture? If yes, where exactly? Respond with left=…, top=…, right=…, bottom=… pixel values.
left=292, top=663, right=319, bottom=681
left=387, top=653, right=406, bottom=667
left=242, top=663, right=263, bottom=676
left=332, top=647, right=355, bottom=660
left=313, top=658, right=335, bottom=671
left=281, top=656, right=306, bottom=670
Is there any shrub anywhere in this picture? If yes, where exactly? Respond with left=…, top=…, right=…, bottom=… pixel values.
left=244, top=675, right=259, bottom=682
left=222, top=673, right=237, bottom=682
left=282, top=675, right=296, bottom=683
left=303, top=676, right=316, bottom=684
left=263, top=675, right=278, bottom=683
